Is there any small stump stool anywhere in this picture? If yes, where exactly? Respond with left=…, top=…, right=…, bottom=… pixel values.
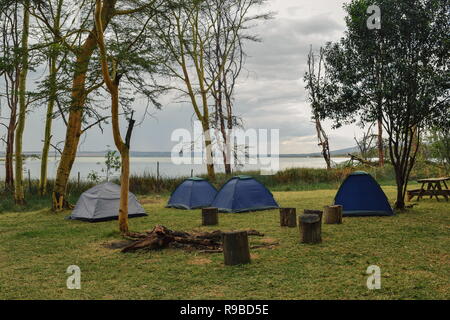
left=324, top=205, right=343, bottom=224
left=300, top=214, right=322, bottom=244
left=280, top=208, right=297, bottom=227
left=304, top=209, right=323, bottom=232
left=202, top=207, right=219, bottom=226
left=222, top=231, right=251, bottom=266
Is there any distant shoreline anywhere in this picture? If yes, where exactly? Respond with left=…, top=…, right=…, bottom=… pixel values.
left=0, top=146, right=358, bottom=159
left=0, top=154, right=350, bottom=159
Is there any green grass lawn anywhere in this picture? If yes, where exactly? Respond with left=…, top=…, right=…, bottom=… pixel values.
left=0, top=185, right=449, bottom=300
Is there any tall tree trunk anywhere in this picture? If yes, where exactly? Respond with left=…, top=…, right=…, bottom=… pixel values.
left=118, top=146, right=130, bottom=234
left=214, top=16, right=231, bottom=175
left=40, top=0, right=62, bottom=196
left=224, top=80, right=234, bottom=174
left=395, top=177, right=406, bottom=210
left=5, top=103, right=16, bottom=191
left=52, top=0, right=117, bottom=211
left=377, top=118, right=385, bottom=167
left=219, top=79, right=231, bottom=175
left=108, top=80, right=132, bottom=235
left=203, top=121, right=216, bottom=180
left=213, top=78, right=231, bottom=175
left=315, top=116, right=331, bottom=170
left=95, top=0, right=132, bottom=234
left=40, top=55, right=57, bottom=196
left=110, top=81, right=131, bottom=234
left=14, top=0, right=30, bottom=205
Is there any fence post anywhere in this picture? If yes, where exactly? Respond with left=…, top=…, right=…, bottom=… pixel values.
left=156, top=161, right=160, bottom=192
left=28, top=169, right=31, bottom=193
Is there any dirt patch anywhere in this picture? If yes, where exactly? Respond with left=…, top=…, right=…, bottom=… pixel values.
left=206, top=286, right=225, bottom=298
left=187, top=257, right=212, bottom=265
left=102, top=240, right=134, bottom=249
left=250, top=253, right=259, bottom=259
left=260, top=237, right=279, bottom=245
left=251, top=237, right=279, bottom=250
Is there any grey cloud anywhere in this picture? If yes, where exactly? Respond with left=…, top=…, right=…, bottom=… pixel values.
left=244, top=14, right=345, bottom=81
left=6, top=0, right=358, bottom=155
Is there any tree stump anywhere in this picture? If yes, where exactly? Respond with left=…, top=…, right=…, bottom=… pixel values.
left=202, top=207, right=219, bottom=226
left=304, top=209, right=323, bottom=221
left=222, top=231, right=251, bottom=266
left=304, top=209, right=323, bottom=232
left=280, top=208, right=297, bottom=227
left=300, top=214, right=322, bottom=244
left=324, top=205, right=343, bottom=224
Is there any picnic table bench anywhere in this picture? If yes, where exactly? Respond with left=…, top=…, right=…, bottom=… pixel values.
left=407, top=177, right=449, bottom=202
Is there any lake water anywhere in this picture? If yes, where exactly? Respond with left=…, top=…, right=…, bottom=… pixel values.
left=0, top=156, right=348, bottom=180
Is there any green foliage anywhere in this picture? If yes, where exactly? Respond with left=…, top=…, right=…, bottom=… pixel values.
left=425, top=128, right=450, bottom=171
left=87, top=171, right=101, bottom=184
left=103, top=148, right=121, bottom=181
left=321, top=0, right=449, bottom=208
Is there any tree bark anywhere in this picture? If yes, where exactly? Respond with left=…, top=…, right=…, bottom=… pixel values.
left=14, top=0, right=30, bottom=205
left=304, top=209, right=323, bottom=233
left=394, top=173, right=406, bottom=210
left=5, top=104, right=16, bottom=191
left=224, top=76, right=234, bottom=175
left=118, top=142, right=130, bottom=234
left=202, top=207, right=219, bottom=226
left=315, top=117, right=331, bottom=170
left=300, top=214, right=322, bottom=244
left=280, top=208, right=297, bottom=227
left=40, top=55, right=57, bottom=196
left=222, top=231, right=251, bottom=266
left=203, top=121, right=216, bottom=180
left=52, top=0, right=117, bottom=210
left=377, top=118, right=385, bottom=167
left=324, top=205, right=343, bottom=224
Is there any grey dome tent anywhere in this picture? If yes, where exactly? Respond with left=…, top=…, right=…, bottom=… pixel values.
left=67, top=182, right=148, bottom=222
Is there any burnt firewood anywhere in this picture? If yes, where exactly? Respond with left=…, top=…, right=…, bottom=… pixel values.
left=121, top=225, right=265, bottom=253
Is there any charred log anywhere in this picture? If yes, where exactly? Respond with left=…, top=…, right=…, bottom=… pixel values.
left=122, top=225, right=265, bottom=253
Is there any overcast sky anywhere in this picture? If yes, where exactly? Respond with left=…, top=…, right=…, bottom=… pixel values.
left=10, top=0, right=365, bottom=154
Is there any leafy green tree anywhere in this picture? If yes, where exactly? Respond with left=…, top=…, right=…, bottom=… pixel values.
left=320, top=0, right=449, bottom=210
left=426, top=128, right=450, bottom=171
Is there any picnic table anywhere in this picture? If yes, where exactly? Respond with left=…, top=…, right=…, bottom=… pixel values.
left=407, top=177, right=449, bottom=202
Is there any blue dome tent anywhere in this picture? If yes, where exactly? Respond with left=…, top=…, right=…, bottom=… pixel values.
left=334, top=171, right=394, bottom=217
left=167, top=177, right=217, bottom=210
left=211, top=176, right=279, bottom=213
